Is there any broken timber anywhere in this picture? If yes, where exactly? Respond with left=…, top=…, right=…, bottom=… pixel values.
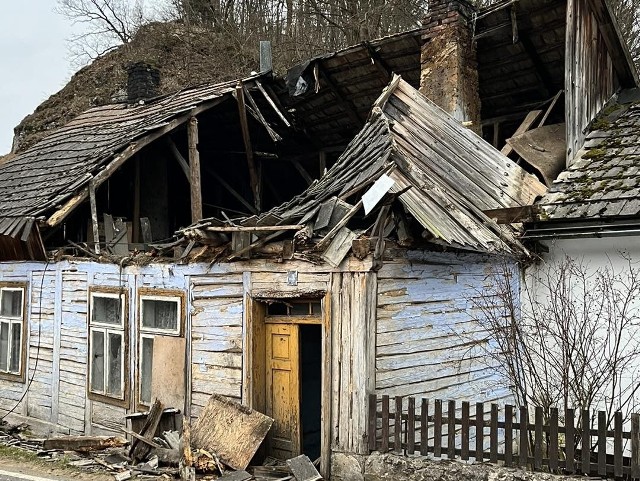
left=42, top=435, right=128, bottom=452
left=188, top=116, right=203, bottom=222
left=236, top=83, right=261, bottom=212
left=286, top=455, right=323, bottom=481
left=130, top=399, right=165, bottom=463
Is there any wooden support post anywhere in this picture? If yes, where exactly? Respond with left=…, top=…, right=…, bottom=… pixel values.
left=89, top=182, right=100, bottom=255
left=133, top=156, right=141, bottom=243
left=188, top=117, right=203, bottom=222
left=236, top=83, right=261, bottom=212
left=319, top=151, right=327, bottom=175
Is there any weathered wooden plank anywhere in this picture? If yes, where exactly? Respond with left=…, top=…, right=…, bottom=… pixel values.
left=582, top=409, right=590, bottom=474
left=598, top=410, right=606, bottom=476
left=190, top=394, right=273, bottom=471
left=549, top=408, right=559, bottom=472
left=565, top=408, right=575, bottom=473
left=504, top=404, right=513, bottom=467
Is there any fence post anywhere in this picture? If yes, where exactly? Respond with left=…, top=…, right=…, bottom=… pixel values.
left=597, top=410, right=606, bottom=476
left=490, top=404, right=498, bottom=463
left=395, top=396, right=403, bottom=454
left=407, top=397, right=416, bottom=455
left=581, top=409, right=590, bottom=474
left=614, top=411, right=622, bottom=478
left=534, top=406, right=543, bottom=470
left=476, top=402, right=484, bottom=462
left=368, top=394, right=377, bottom=452
left=434, top=399, right=442, bottom=457
left=519, top=406, right=528, bottom=467
left=461, top=401, right=470, bottom=461
left=448, top=400, right=456, bottom=459
left=420, top=399, right=428, bottom=456
left=565, top=408, right=575, bottom=473
left=504, top=404, right=513, bottom=467
left=632, top=413, right=640, bottom=478
left=381, top=395, right=389, bottom=453
left=549, top=407, right=558, bottom=472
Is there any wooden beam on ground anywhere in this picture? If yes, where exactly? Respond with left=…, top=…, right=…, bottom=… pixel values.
left=501, top=110, right=543, bottom=156
left=167, top=137, right=190, bottom=182
left=202, top=165, right=258, bottom=215
left=88, top=182, right=100, bottom=255
left=318, top=64, right=364, bottom=125
left=43, top=436, right=128, bottom=452
left=188, top=116, right=203, bottom=222
left=236, top=83, right=261, bottom=212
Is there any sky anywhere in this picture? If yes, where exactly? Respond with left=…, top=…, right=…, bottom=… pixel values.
left=0, top=1, right=76, bottom=155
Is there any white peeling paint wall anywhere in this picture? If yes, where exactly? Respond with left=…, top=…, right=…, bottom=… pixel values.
left=524, top=236, right=640, bottom=414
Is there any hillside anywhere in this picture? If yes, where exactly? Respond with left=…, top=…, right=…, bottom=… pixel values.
left=9, top=21, right=285, bottom=154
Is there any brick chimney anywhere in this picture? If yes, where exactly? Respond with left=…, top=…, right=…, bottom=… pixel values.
left=126, top=62, right=160, bottom=103
left=420, top=0, right=481, bottom=132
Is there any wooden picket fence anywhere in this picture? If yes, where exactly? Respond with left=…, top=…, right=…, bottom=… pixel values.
left=367, top=394, right=640, bottom=478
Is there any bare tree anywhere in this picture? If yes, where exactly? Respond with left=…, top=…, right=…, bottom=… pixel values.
left=470, top=255, right=640, bottom=432
left=56, top=0, right=148, bottom=63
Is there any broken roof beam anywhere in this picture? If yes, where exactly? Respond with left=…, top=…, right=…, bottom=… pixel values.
left=205, top=224, right=304, bottom=232
left=188, top=116, right=203, bottom=222
left=242, top=84, right=281, bottom=142
left=167, top=137, right=190, bottom=182
left=203, top=165, right=258, bottom=215
left=255, top=80, right=291, bottom=127
left=235, top=82, right=262, bottom=212
left=318, top=64, right=364, bottom=126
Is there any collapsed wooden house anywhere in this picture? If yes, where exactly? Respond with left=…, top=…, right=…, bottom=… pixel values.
left=0, top=0, right=635, bottom=477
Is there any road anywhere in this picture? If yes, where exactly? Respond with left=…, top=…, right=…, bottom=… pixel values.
left=0, top=470, right=63, bottom=481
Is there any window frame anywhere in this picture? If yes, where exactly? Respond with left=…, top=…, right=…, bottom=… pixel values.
left=0, top=282, right=27, bottom=382
left=87, top=287, right=129, bottom=407
left=136, top=288, right=185, bottom=409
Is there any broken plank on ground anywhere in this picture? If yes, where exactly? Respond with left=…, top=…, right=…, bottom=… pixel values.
left=218, top=470, right=253, bottom=481
left=42, top=436, right=128, bottom=452
left=190, top=394, right=273, bottom=471
left=286, top=455, right=322, bottom=481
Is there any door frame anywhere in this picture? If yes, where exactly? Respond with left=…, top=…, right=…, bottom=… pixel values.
left=243, top=292, right=332, bottom=477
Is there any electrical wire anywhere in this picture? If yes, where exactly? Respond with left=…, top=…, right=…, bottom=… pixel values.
left=1, top=260, right=50, bottom=421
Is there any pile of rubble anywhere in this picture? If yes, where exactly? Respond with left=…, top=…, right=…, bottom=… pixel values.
left=0, top=395, right=322, bottom=481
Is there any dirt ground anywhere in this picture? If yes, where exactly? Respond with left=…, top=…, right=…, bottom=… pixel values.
left=0, top=452, right=114, bottom=481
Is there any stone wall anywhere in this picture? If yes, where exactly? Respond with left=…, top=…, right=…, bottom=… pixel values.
left=331, top=452, right=595, bottom=481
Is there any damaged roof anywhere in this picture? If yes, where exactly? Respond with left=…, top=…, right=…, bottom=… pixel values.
left=0, top=76, right=256, bottom=238
left=536, top=88, right=640, bottom=222
left=186, top=76, right=546, bottom=256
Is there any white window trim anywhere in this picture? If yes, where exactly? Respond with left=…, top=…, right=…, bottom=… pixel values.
left=88, top=292, right=126, bottom=400
left=0, top=287, right=25, bottom=376
left=139, top=295, right=182, bottom=336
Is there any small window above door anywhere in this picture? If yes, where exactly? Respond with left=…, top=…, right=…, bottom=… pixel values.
left=266, top=300, right=322, bottom=317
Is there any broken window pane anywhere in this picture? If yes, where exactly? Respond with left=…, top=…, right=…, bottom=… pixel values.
left=91, top=330, right=105, bottom=393
left=140, top=336, right=154, bottom=404
left=142, top=299, right=178, bottom=331
left=107, top=333, right=123, bottom=397
left=9, top=323, right=20, bottom=373
left=92, top=296, right=122, bottom=325
left=1, top=290, right=22, bottom=318
left=0, top=322, right=8, bottom=372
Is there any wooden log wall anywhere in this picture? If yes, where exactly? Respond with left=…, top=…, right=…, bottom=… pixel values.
left=190, top=273, right=245, bottom=415
left=375, top=251, right=514, bottom=403
left=565, top=0, right=619, bottom=164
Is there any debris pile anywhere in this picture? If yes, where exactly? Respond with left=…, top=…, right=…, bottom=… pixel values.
left=0, top=395, right=323, bottom=481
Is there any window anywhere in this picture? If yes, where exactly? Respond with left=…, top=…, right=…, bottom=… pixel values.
left=0, top=285, right=26, bottom=380
left=89, top=290, right=127, bottom=402
left=138, top=292, right=183, bottom=406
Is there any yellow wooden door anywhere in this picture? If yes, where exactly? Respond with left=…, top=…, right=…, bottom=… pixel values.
left=265, top=323, right=301, bottom=459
